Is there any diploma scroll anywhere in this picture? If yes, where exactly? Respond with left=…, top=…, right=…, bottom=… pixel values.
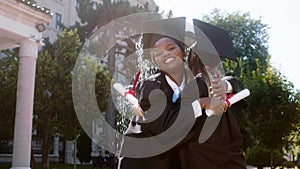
left=226, top=89, right=250, bottom=106
left=113, top=83, right=145, bottom=122
left=113, top=83, right=138, bottom=105
left=206, top=89, right=250, bottom=117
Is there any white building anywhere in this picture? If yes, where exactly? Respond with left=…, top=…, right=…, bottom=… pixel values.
left=35, top=0, right=157, bottom=42
left=0, top=0, right=52, bottom=168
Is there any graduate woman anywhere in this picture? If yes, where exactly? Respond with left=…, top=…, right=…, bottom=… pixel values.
left=179, top=19, right=247, bottom=169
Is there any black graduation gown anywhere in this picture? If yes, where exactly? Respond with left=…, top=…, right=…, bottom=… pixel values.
left=119, top=71, right=207, bottom=169
left=179, top=76, right=247, bottom=169
left=118, top=71, right=246, bottom=169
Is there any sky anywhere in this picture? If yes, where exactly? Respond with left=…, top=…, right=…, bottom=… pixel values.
left=154, top=0, right=300, bottom=90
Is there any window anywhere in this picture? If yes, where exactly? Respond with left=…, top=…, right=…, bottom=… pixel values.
left=76, top=0, right=80, bottom=10
left=54, top=12, right=62, bottom=30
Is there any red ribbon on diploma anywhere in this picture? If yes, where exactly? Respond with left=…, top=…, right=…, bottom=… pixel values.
left=124, top=69, right=140, bottom=97
left=125, top=89, right=135, bottom=97
left=225, top=93, right=234, bottom=106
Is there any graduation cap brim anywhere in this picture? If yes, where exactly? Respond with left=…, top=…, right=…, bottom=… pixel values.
left=193, top=19, right=236, bottom=61
left=142, top=17, right=186, bottom=50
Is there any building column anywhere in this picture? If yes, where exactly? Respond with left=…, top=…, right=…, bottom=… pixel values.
left=64, top=141, right=74, bottom=164
left=91, top=139, right=100, bottom=157
left=53, top=136, right=60, bottom=156
left=11, top=39, right=39, bottom=169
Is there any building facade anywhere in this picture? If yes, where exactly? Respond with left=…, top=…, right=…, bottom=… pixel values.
left=35, top=0, right=157, bottom=42
left=1, top=0, right=157, bottom=165
left=0, top=0, right=52, bottom=168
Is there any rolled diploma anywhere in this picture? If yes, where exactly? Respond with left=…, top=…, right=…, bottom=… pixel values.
left=206, top=89, right=250, bottom=117
left=113, top=83, right=145, bottom=122
left=227, top=89, right=250, bottom=106
left=113, top=83, right=138, bottom=105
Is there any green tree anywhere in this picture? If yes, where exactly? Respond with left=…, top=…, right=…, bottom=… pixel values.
left=0, top=49, right=18, bottom=151
left=34, top=28, right=112, bottom=169
left=203, top=9, right=270, bottom=77
left=74, top=0, right=160, bottom=151
left=283, top=124, right=300, bottom=165
left=34, top=29, right=111, bottom=169
left=245, top=145, right=286, bottom=169
left=75, top=0, right=156, bottom=42
left=34, top=29, right=83, bottom=169
left=72, top=55, right=112, bottom=140
left=242, top=59, right=299, bottom=168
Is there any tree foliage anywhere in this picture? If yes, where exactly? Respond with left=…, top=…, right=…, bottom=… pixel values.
left=72, top=55, right=112, bottom=132
left=34, top=29, right=83, bottom=168
left=203, top=9, right=269, bottom=77
left=35, top=29, right=82, bottom=140
left=33, top=28, right=110, bottom=168
left=245, top=145, right=286, bottom=169
left=242, top=59, right=299, bottom=168
left=244, top=60, right=299, bottom=148
left=0, top=49, right=19, bottom=152
left=75, top=0, right=155, bottom=42
left=73, top=1, right=160, bottom=152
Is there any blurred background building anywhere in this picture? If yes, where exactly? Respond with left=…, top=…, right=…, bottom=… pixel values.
left=0, top=0, right=157, bottom=165
left=35, top=0, right=157, bottom=42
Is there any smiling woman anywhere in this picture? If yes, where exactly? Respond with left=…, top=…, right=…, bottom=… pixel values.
left=152, top=37, right=185, bottom=85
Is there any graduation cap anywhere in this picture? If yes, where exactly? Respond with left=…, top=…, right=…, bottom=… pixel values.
left=142, top=17, right=186, bottom=51
left=193, top=19, right=236, bottom=61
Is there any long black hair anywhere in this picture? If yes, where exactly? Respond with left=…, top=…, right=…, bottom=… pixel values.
left=187, top=49, right=211, bottom=87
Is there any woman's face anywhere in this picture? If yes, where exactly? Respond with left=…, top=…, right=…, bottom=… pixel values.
left=152, top=37, right=185, bottom=73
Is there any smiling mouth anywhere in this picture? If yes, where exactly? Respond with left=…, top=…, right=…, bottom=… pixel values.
left=164, top=57, right=175, bottom=64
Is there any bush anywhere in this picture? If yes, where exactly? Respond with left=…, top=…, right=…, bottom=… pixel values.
left=246, top=145, right=270, bottom=169
left=245, top=145, right=286, bottom=169
left=283, top=161, right=295, bottom=168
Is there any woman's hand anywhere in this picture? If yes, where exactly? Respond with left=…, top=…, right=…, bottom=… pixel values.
left=210, top=80, right=227, bottom=99
left=132, top=104, right=144, bottom=118
left=200, top=97, right=228, bottom=116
